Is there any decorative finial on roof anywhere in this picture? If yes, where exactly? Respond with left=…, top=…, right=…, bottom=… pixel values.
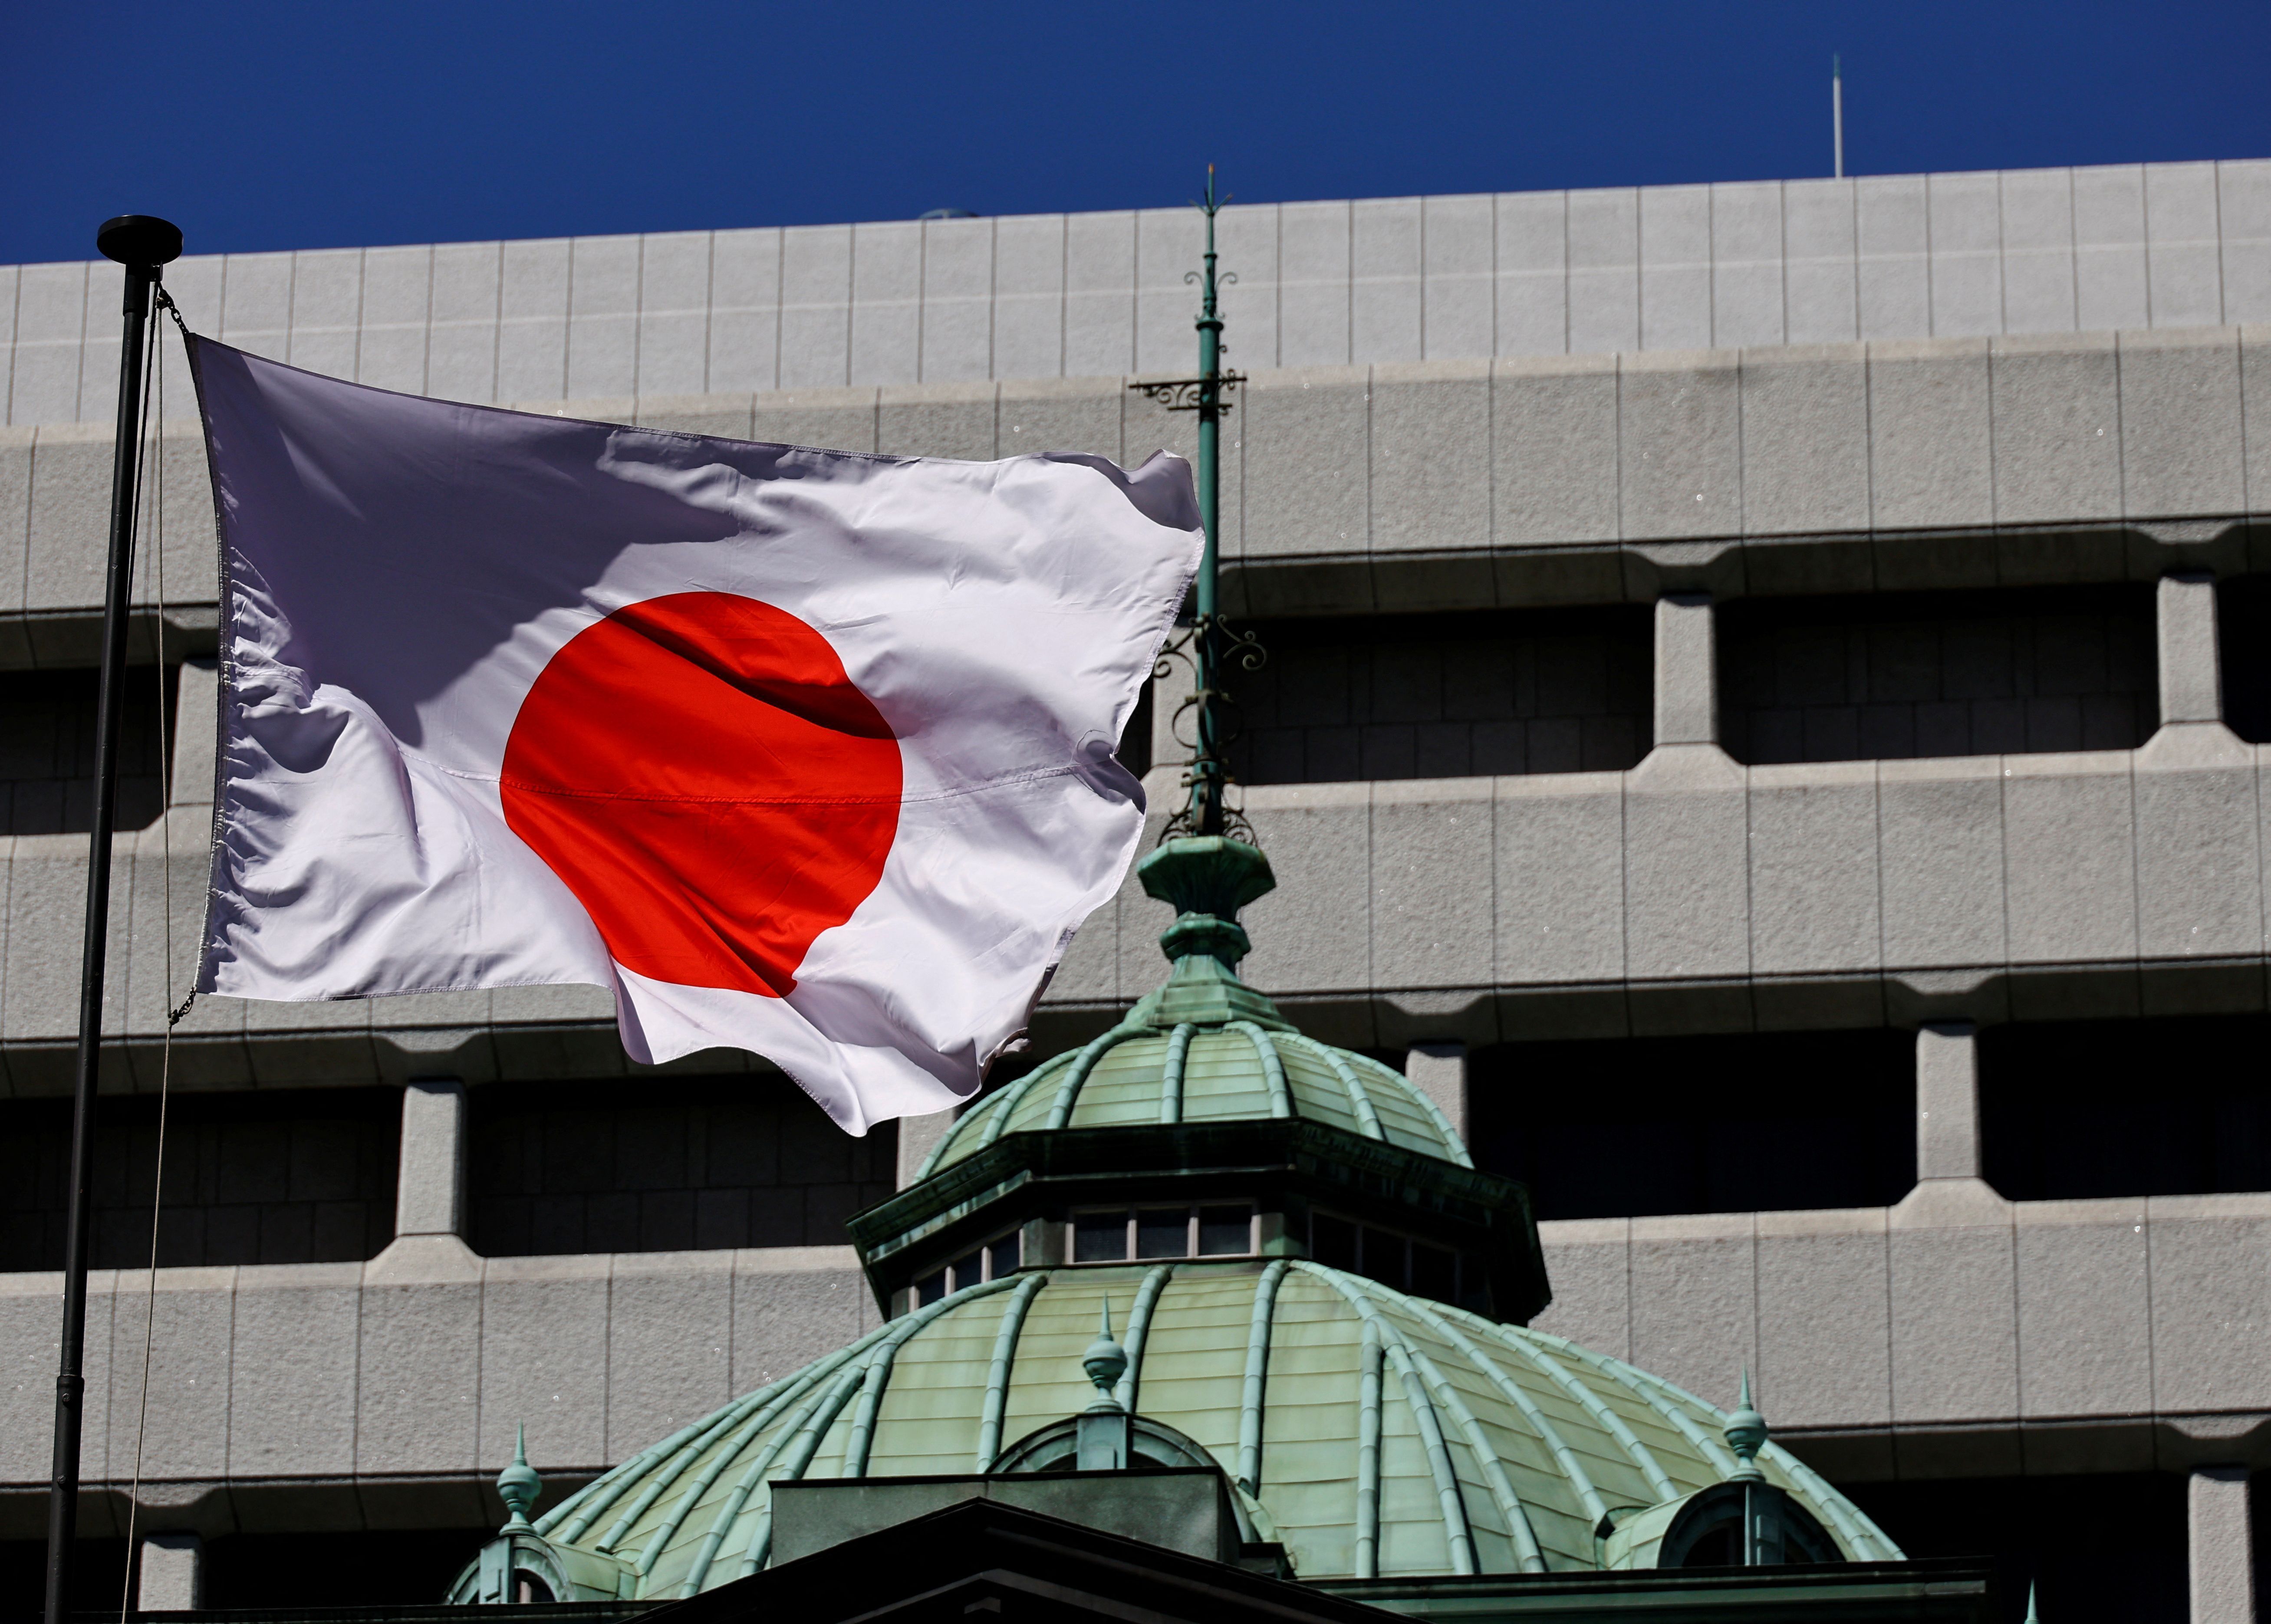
left=1083, top=1299, right=1129, bottom=1414
left=497, top=1423, right=541, bottom=1532
left=1725, top=1370, right=1768, bottom=1483
left=2025, top=1581, right=2040, bottom=1623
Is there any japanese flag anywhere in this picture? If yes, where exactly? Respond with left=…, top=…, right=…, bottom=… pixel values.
left=188, top=340, right=1198, bottom=1133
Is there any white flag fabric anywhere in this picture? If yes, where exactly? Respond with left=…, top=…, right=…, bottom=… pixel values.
left=188, top=339, right=1199, bottom=1134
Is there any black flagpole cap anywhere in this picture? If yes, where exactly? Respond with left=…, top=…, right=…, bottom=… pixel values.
left=96, top=215, right=183, bottom=268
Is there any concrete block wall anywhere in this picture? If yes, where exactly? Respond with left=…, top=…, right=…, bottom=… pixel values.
left=8, top=161, right=2268, bottom=429
left=6, top=326, right=2271, bottom=679
left=0, top=1242, right=878, bottom=1539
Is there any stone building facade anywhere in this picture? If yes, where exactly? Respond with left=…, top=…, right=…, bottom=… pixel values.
left=0, top=157, right=2265, bottom=1618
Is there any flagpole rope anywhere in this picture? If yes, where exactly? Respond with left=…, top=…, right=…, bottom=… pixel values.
left=116, top=305, right=180, bottom=1624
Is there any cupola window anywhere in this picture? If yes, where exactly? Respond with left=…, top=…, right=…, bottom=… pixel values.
left=1069, top=1203, right=1257, bottom=1263
left=1310, top=1210, right=1466, bottom=1303
left=914, top=1229, right=1022, bottom=1305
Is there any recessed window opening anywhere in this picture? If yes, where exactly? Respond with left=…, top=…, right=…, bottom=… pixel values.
left=1980, top=1015, right=2271, bottom=1201
left=914, top=1228, right=1023, bottom=1306
left=468, top=1075, right=895, bottom=1256
left=0, top=1087, right=398, bottom=1271
left=1469, top=1030, right=1916, bottom=1220
left=1068, top=1203, right=1257, bottom=1264
left=1718, top=584, right=2157, bottom=766
left=0, top=664, right=180, bottom=837
left=2217, top=575, right=2271, bottom=743
left=1307, top=1209, right=1464, bottom=1303
left=1224, top=607, right=1652, bottom=785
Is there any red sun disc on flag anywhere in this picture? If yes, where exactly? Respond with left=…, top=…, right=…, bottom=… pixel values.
left=500, top=592, right=902, bottom=998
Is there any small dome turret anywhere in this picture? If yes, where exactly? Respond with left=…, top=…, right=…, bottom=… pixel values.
left=846, top=835, right=1549, bottom=1323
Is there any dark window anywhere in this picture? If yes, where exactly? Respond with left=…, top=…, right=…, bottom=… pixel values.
left=1136, top=1208, right=1186, bottom=1259
left=987, top=1233, right=1021, bottom=1278
left=1311, top=1213, right=1357, bottom=1270
left=0, top=1088, right=399, bottom=1272
left=1361, top=1226, right=1407, bottom=1289
left=916, top=1268, right=947, bottom=1305
left=1843, top=1472, right=2185, bottom=1624
left=467, top=1075, right=895, bottom=1256
left=1981, top=1015, right=2271, bottom=1200
left=0, top=664, right=178, bottom=835
left=1073, top=1211, right=1126, bottom=1262
left=1224, top=607, right=1652, bottom=785
left=1198, top=1206, right=1251, bottom=1255
left=0, top=1538, right=125, bottom=1614
left=1411, top=1242, right=1457, bottom=1302
left=1718, top=585, right=2157, bottom=765
left=1469, top=1030, right=1916, bottom=1220
left=2218, top=574, right=2271, bottom=742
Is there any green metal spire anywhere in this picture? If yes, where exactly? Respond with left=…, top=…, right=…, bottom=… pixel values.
left=1188, top=165, right=1232, bottom=838
left=1132, top=167, right=1256, bottom=844
left=1724, top=1371, right=1767, bottom=1484
left=498, top=1423, right=541, bottom=1533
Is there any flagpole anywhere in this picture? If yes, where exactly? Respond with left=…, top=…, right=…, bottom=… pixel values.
left=46, top=213, right=181, bottom=1624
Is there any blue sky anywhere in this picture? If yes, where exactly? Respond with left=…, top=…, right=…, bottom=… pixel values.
left=5, top=0, right=2267, bottom=265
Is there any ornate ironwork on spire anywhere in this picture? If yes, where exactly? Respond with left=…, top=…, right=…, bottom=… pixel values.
left=1134, top=167, right=1265, bottom=843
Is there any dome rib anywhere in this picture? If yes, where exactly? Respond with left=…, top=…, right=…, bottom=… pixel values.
left=645, top=1369, right=836, bottom=1584
left=1516, top=1324, right=1895, bottom=1562
left=729, top=1358, right=871, bottom=1578
left=1356, top=1316, right=1383, bottom=1578
left=1298, top=1265, right=1524, bottom=1577
left=1236, top=1260, right=1291, bottom=1490
left=1228, top=1021, right=1293, bottom=1117
left=1442, top=1317, right=1679, bottom=1504
left=586, top=1335, right=877, bottom=1552
left=1157, top=1023, right=1195, bottom=1123
left=1379, top=1310, right=1481, bottom=1575
left=1114, top=1263, right=1177, bottom=1413
left=543, top=1402, right=726, bottom=1543
left=1366, top=1052, right=1473, bottom=1168
left=1396, top=1299, right=1612, bottom=1540
left=724, top=1280, right=1019, bottom=1580
left=1044, top=1025, right=1144, bottom=1129
left=846, top=1278, right=1019, bottom=1477
left=1285, top=1032, right=1386, bottom=1141
left=975, top=1273, right=1050, bottom=1469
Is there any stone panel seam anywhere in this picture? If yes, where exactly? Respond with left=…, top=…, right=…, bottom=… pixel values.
left=1922, top=174, right=1937, bottom=340
left=2113, top=338, right=2129, bottom=520
left=75, top=261, right=102, bottom=424
left=913, top=226, right=928, bottom=385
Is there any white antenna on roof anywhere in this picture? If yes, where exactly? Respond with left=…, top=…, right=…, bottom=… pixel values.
left=1832, top=54, right=1846, bottom=178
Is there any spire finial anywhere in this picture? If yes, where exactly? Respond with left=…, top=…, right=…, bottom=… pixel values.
left=1082, top=1299, right=1129, bottom=1413
left=2025, top=1581, right=2040, bottom=1623
left=497, top=1422, right=542, bottom=1532
left=1725, top=1370, right=1768, bottom=1483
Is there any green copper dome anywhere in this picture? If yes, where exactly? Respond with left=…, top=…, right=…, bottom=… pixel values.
left=455, top=835, right=1899, bottom=1603
left=924, top=834, right=1465, bottom=1175
left=920, top=1023, right=1468, bottom=1176
left=497, top=1260, right=1895, bottom=1599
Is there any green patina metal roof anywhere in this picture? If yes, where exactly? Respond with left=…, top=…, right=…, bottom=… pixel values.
left=919, top=1023, right=1468, bottom=1177
left=468, top=835, right=1897, bottom=1601
left=521, top=1259, right=1896, bottom=1598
